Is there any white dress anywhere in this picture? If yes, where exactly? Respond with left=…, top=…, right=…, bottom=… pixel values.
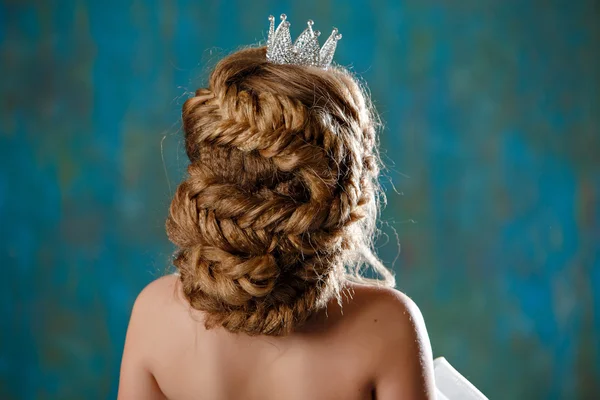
left=434, top=357, right=488, bottom=400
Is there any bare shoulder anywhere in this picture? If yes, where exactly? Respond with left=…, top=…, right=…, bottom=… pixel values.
left=124, top=274, right=193, bottom=358
left=342, top=282, right=426, bottom=335
left=340, top=282, right=436, bottom=399
left=133, top=273, right=183, bottom=310
left=118, top=275, right=188, bottom=399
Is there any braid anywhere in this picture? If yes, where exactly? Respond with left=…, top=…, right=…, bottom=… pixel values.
left=166, top=46, right=393, bottom=336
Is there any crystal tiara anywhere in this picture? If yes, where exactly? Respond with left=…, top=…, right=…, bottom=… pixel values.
left=266, top=14, right=342, bottom=69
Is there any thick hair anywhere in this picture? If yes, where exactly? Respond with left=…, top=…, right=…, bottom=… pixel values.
left=166, top=46, right=394, bottom=336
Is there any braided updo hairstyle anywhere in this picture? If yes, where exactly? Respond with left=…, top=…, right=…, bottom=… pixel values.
left=166, top=47, right=394, bottom=336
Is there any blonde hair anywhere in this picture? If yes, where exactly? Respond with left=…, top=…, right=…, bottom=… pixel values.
left=166, top=47, right=394, bottom=336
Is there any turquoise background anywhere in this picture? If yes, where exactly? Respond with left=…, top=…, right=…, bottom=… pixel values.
left=1, top=0, right=599, bottom=399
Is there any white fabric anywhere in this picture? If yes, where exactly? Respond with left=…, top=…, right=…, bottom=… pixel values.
left=434, top=357, right=488, bottom=400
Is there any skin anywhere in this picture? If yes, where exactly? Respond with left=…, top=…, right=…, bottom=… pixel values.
left=118, top=274, right=436, bottom=400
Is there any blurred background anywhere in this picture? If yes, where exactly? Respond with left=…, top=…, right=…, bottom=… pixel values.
left=1, top=0, right=599, bottom=399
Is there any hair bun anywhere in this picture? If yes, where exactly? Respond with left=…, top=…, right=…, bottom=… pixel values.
left=166, top=47, right=391, bottom=336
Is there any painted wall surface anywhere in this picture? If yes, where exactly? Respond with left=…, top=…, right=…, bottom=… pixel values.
left=1, top=1, right=598, bottom=399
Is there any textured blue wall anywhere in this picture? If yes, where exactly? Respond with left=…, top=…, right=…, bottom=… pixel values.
left=1, top=1, right=598, bottom=399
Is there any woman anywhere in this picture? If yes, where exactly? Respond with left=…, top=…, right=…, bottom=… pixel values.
left=118, top=16, right=436, bottom=399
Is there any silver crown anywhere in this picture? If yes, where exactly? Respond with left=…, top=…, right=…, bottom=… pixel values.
left=266, top=14, right=342, bottom=69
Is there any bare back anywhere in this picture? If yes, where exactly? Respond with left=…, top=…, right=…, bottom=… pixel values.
left=118, top=275, right=435, bottom=400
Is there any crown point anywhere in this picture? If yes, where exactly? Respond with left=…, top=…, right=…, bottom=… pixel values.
left=266, top=13, right=341, bottom=69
